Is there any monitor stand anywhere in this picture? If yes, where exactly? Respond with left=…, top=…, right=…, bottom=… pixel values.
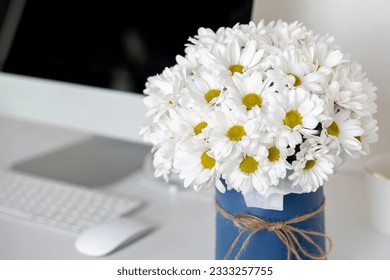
left=12, top=136, right=152, bottom=188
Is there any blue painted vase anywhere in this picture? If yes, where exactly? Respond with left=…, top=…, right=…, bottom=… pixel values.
left=215, top=186, right=326, bottom=260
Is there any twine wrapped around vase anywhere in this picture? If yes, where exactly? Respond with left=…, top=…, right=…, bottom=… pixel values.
left=215, top=200, right=333, bottom=260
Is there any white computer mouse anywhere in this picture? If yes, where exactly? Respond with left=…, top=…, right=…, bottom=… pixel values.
left=75, top=217, right=153, bottom=257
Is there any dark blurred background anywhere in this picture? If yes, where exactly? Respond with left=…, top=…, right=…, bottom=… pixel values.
left=1, top=0, right=253, bottom=93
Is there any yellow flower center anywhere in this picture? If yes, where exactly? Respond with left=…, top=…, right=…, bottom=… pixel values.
left=226, top=125, right=246, bottom=141
left=304, top=160, right=316, bottom=170
left=240, top=156, right=259, bottom=174
left=229, top=64, right=244, bottom=75
left=200, top=150, right=216, bottom=169
left=355, top=136, right=362, bottom=142
left=268, top=146, right=280, bottom=162
left=193, top=121, right=208, bottom=135
left=327, top=121, right=340, bottom=137
left=205, top=89, right=221, bottom=103
left=288, top=72, right=302, bottom=87
left=168, top=100, right=173, bottom=104
left=283, top=110, right=303, bottom=129
left=242, top=93, right=262, bottom=110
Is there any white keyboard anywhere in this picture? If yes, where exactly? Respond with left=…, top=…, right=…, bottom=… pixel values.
left=0, top=169, right=143, bottom=233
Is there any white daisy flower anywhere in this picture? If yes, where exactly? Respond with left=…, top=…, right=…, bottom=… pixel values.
left=265, top=142, right=294, bottom=187
left=225, top=71, right=271, bottom=119
left=221, top=146, right=270, bottom=195
left=168, top=107, right=212, bottom=142
left=289, top=142, right=337, bottom=192
left=208, top=107, right=263, bottom=159
left=327, top=62, right=377, bottom=116
left=152, top=137, right=178, bottom=182
left=326, top=79, right=367, bottom=115
left=223, top=21, right=272, bottom=49
left=145, top=114, right=192, bottom=182
left=308, top=41, right=346, bottom=73
left=266, top=49, right=326, bottom=94
left=175, top=48, right=202, bottom=76
left=185, top=69, right=225, bottom=109
left=208, top=39, right=264, bottom=75
left=321, top=108, right=364, bottom=157
left=266, top=88, right=324, bottom=147
left=174, top=139, right=223, bottom=192
left=349, top=116, right=379, bottom=158
left=187, top=26, right=227, bottom=48
left=143, top=66, right=188, bottom=123
left=142, top=117, right=171, bottom=147
left=266, top=20, right=314, bottom=49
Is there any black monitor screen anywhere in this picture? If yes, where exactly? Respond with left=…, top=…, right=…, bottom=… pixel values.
left=3, top=0, right=254, bottom=93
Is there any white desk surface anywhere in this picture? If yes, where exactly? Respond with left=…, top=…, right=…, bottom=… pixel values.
left=0, top=115, right=389, bottom=260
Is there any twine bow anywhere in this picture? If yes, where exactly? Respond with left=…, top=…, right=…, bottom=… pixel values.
left=215, top=200, right=332, bottom=260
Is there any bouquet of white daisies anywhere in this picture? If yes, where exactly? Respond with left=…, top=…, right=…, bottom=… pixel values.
left=140, top=20, right=378, bottom=198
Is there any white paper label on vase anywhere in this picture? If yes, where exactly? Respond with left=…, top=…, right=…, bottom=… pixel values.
left=243, top=191, right=284, bottom=210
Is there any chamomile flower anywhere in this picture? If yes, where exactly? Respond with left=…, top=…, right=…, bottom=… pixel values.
left=268, top=20, right=314, bottom=48
left=208, top=108, right=263, bottom=159
left=289, top=142, right=337, bottom=192
left=228, top=21, right=269, bottom=47
left=209, top=39, right=264, bottom=75
left=225, top=71, right=270, bottom=118
left=174, top=139, right=223, bottom=192
left=321, top=108, right=364, bottom=157
left=185, top=69, right=225, bottom=108
left=143, top=119, right=170, bottom=148
left=266, top=49, right=325, bottom=93
left=168, top=107, right=212, bottom=142
left=266, top=88, right=324, bottom=147
left=187, top=26, right=226, bottom=48
left=327, top=62, right=377, bottom=116
left=175, top=48, right=202, bottom=76
left=349, top=116, right=378, bottom=158
left=308, top=40, right=346, bottom=73
left=221, top=146, right=270, bottom=195
left=265, top=142, right=294, bottom=187
left=143, top=66, right=187, bottom=123
left=152, top=135, right=178, bottom=182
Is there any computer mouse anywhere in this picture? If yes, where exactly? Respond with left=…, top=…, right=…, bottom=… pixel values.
left=75, top=217, right=153, bottom=257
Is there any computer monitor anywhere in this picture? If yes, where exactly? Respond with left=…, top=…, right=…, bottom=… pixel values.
left=0, top=0, right=254, bottom=144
